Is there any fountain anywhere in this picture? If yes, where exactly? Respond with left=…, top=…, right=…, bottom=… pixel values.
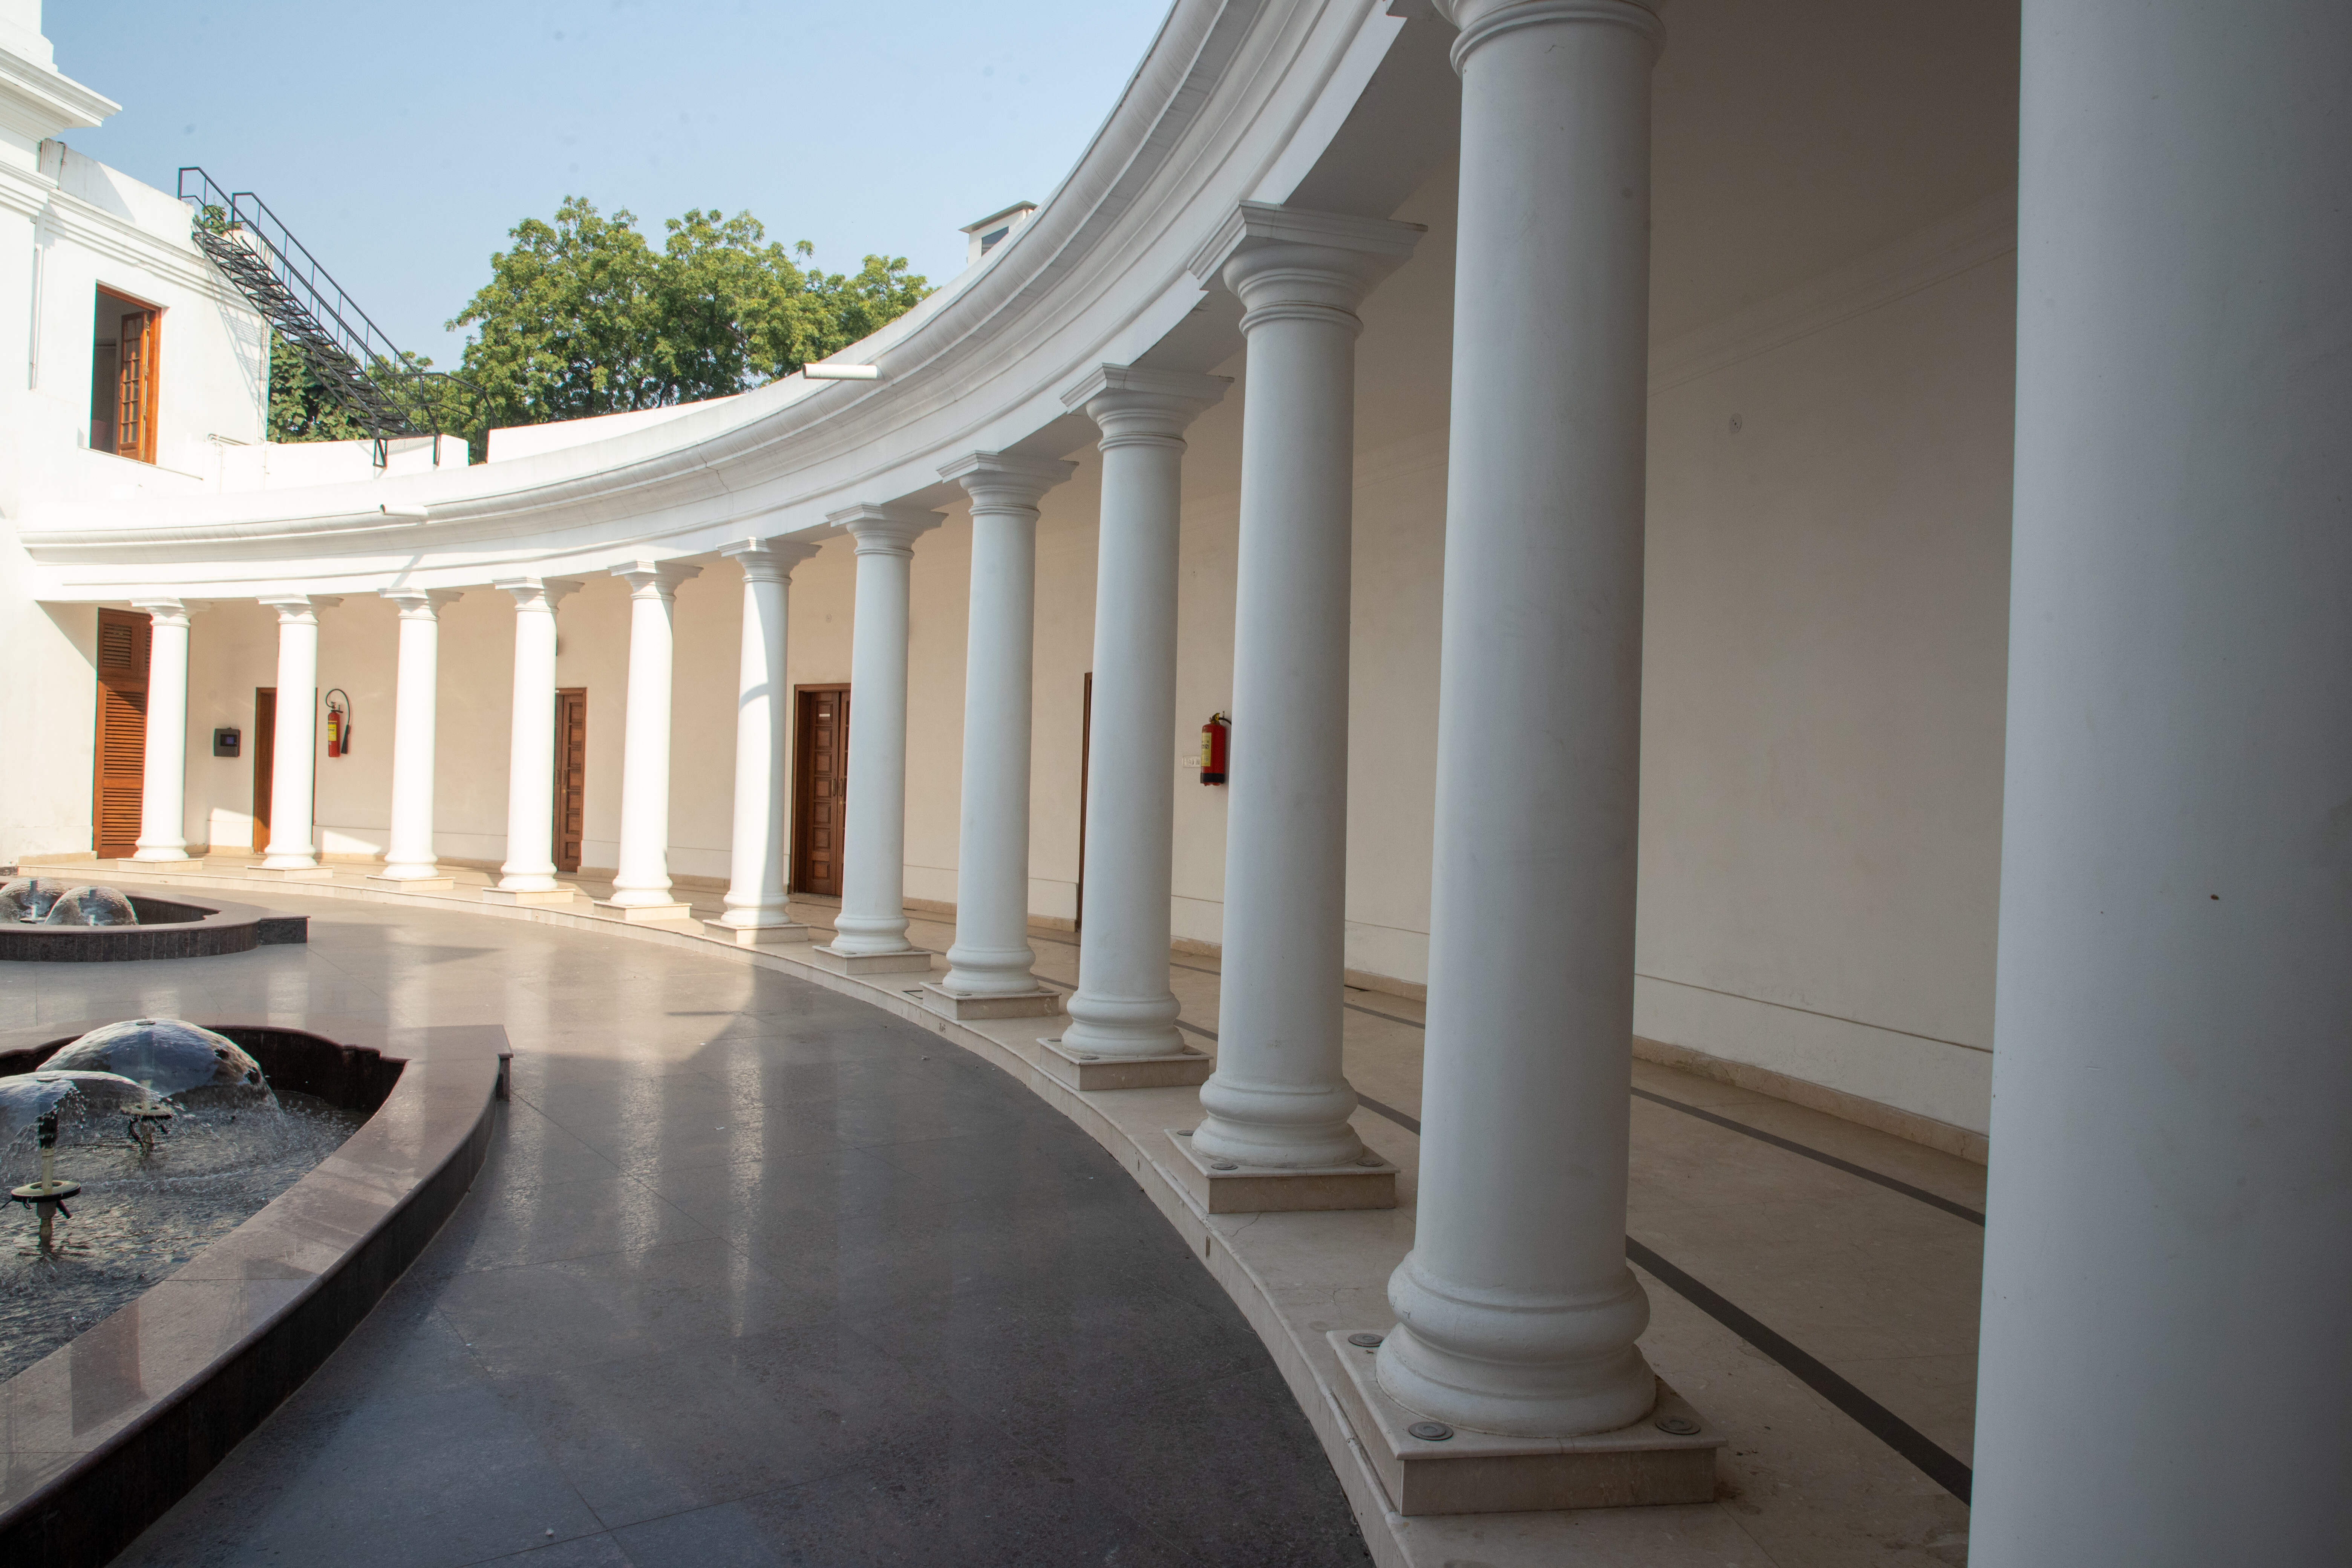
left=0, top=877, right=308, bottom=961
left=0, top=1019, right=360, bottom=1378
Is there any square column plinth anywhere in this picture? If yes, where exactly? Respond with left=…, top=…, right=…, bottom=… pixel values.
left=919, top=983, right=1063, bottom=1022
left=1038, top=1037, right=1213, bottom=1092
left=367, top=874, right=454, bottom=891
left=702, top=920, right=814, bottom=947
left=480, top=887, right=579, bottom=906
left=591, top=898, right=694, bottom=925
left=1165, top=1129, right=1396, bottom=1213
left=1328, top=1332, right=1720, bottom=1515
left=245, top=864, right=332, bottom=882
left=807, top=944, right=936, bottom=977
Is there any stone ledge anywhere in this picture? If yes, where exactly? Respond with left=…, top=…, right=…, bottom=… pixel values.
left=1165, top=1128, right=1397, bottom=1213
left=243, top=864, right=335, bottom=882
left=1328, top=1332, right=1720, bottom=1515
left=807, top=943, right=936, bottom=976
left=590, top=898, right=694, bottom=924
left=479, top=886, right=579, bottom=906
left=1035, top=1035, right=1213, bottom=1091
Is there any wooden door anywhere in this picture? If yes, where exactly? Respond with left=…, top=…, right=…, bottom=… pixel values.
left=1076, top=672, right=1092, bottom=930
left=251, top=688, right=276, bottom=852
left=91, top=608, right=151, bottom=857
left=115, top=308, right=158, bottom=464
left=551, top=689, right=588, bottom=873
left=791, top=684, right=850, bottom=896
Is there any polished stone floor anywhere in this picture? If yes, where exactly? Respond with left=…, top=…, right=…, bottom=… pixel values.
left=7, top=873, right=1988, bottom=1566
left=10, top=905, right=1369, bottom=1567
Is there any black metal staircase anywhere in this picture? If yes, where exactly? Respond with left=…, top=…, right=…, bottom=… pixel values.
left=178, top=167, right=457, bottom=442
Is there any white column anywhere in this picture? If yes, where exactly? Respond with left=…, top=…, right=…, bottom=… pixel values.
left=488, top=576, right=581, bottom=899
left=712, top=537, right=821, bottom=939
left=129, top=597, right=193, bottom=862
left=814, top=503, right=944, bottom=966
left=1971, top=4, right=2351, bottom=1562
left=1057, top=367, right=1227, bottom=1061
left=1377, top=0, right=1664, bottom=1438
left=597, top=560, right=701, bottom=917
left=254, top=593, right=340, bottom=875
left=373, top=588, right=462, bottom=885
left=930, top=450, right=1076, bottom=1008
left=1185, top=203, right=1418, bottom=1173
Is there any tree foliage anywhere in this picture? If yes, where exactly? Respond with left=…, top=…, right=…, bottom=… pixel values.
left=444, top=197, right=928, bottom=437
left=266, top=331, right=374, bottom=443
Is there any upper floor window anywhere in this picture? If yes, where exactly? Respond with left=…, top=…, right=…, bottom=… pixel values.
left=91, top=288, right=161, bottom=464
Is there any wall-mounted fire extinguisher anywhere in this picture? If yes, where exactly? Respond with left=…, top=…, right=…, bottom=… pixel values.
left=325, top=689, right=353, bottom=758
left=1199, top=711, right=1230, bottom=786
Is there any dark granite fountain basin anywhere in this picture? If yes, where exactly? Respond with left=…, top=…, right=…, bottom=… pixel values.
left=0, top=1018, right=507, bottom=1568
left=0, top=894, right=307, bottom=963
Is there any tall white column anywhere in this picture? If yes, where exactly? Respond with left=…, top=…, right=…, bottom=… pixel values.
left=253, top=593, right=340, bottom=876
left=1184, top=203, right=1418, bottom=1177
left=1377, top=0, right=1664, bottom=1439
left=488, top=576, right=581, bottom=900
left=813, top=504, right=943, bottom=969
left=1055, top=367, right=1227, bottom=1072
left=927, top=450, right=1075, bottom=1013
left=1971, top=4, right=2352, bottom=1562
left=129, top=597, right=192, bottom=862
left=596, top=560, right=701, bottom=919
left=712, top=537, right=820, bottom=940
left=373, top=588, right=461, bottom=886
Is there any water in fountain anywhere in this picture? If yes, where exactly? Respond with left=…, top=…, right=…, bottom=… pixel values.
left=0, top=1020, right=365, bottom=1381
left=0, top=877, right=67, bottom=923
left=44, top=886, right=139, bottom=926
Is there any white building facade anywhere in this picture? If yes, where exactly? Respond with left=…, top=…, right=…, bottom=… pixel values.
left=2, top=1, right=2344, bottom=1559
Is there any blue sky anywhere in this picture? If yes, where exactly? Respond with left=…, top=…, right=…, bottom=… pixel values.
left=45, top=1, right=1170, bottom=364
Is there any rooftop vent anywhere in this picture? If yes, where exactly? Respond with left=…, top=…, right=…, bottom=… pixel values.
left=959, top=202, right=1038, bottom=266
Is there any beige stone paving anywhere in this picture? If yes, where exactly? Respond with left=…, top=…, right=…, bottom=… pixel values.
left=36, top=857, right=1982, bottom=1566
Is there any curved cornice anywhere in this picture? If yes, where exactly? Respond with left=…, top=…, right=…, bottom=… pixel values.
left=22, top=0, right=1408, bottom=603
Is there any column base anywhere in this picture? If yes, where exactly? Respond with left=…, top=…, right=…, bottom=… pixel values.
left=1038, top=1037, right=1213, bottom=1091
left=591, top=898, right=694, bottom=924
left=1328, top=1333, right=1718, bottom=1515
left=246, top=864, right=334, bottom=882
left=918, top=983, right=1064, bottom=1021
left=1164, top=1129, right=1397, bottom=1213
left=807, top=943, right=936, bottom=976
left=703, top=919, right=814, bottom=946
left=481, top=886, right=579, bottom=906
left=110, top=858, right=207, bottom=874
left=367, top=874, right=455, bottom=891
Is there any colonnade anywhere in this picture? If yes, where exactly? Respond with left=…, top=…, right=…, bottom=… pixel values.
left=91, top=0, right=2345, bottom=1539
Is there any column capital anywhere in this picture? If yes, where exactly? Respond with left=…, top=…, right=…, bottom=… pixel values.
left=720, top=536, right=824, bottom=584
left=939, top=450, right=1078, bottom=513
left=826, top=501, right=947, bottom=556
left=493, top=576, right=584, bottom=612
left=1187, top=201, right=1424, bottom=331
left=1437, top=0, right=1663, bottom=71
left=258, top=593, right=343, bottom=623
left=380, top=587, right=466, bottom=619
left=130, top=596, right=195, bottom=626
left=611, top=559, right=703, bottom=599
left=1061, top=366, right=1230, bottom=449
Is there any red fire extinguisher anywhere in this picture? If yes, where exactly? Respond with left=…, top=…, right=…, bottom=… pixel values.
left=1199, top=711, right=1230, bottom=786
left=325, top=690, right=352, bottom=758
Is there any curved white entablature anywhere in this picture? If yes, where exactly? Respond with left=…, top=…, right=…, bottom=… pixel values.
left=20, top=0, right=1414, bottom=604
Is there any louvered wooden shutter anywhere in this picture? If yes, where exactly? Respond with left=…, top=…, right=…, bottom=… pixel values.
left=92, top=608, right=151, bottom=856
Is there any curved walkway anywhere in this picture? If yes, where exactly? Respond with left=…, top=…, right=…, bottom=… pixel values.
left=33, top=901, right=1369, bottom=1567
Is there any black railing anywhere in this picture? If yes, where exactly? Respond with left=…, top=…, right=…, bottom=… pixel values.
left=178, top=167, right=464, bottom=447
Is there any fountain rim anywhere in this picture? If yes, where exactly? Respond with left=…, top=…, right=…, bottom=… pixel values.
left=0, top=890, right=308, bottom=962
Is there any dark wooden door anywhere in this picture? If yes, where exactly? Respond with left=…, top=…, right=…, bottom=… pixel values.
left=115, top=308, right=158, bottom=463
left=91, top=608, right=151, bottom=857
left=1076, top=672, right=1092, bottom=930
left=552, top=688, right=588, bottom=873
left=792, top=684, right=850, bottom=896
left=251, top=688, right=276, bottom=852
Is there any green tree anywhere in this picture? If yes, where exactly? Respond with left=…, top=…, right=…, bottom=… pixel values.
left=266, top=331, right=375, bottom=443
left=445, top=197, right=928, bottom=444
